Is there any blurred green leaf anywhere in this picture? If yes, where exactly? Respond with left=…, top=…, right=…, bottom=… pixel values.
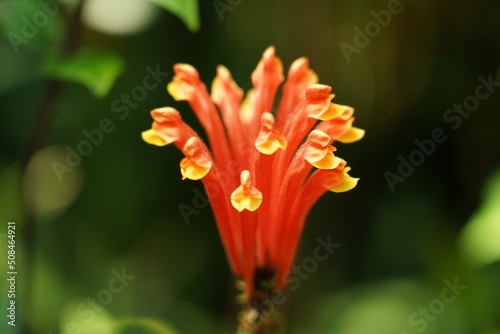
left=61, top=303, right=117, bottom=334
left=146, top=0, right=199, bottom=32
left=459, top=168, right=500, bottom=268
left=0, top=0, right=64, bottom=53
left=117, top=318, right=179, bottom=334
left=0, top=0, right=36, bottom=33
left=44, top=49, right=124, bottom=98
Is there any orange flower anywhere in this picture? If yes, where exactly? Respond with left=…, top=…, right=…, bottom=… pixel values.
left=142, top=47, right=364, bottom=297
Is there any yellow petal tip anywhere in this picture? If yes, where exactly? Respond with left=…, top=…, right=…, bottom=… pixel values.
left=317, top=103, right=344, bottom=121
left=330, top=173, right=359, bottom=193
left=230, top=171, right=263, bottom=212
left=256, top=140, right=287, bottom=155
left=166, top=82, right=181, bottom=101
left=338, top=127, right=365, bottom=144
left=180, top=157, right=211, bottom=180
left=312, top=154, right=342, bottom=170
left=142, top=129, right=168, bottom=147
left=231, top=197, right=262, bottom=212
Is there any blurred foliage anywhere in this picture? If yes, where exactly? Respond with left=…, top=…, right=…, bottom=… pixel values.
left=146, top=0, right=199, bottom=32
left=459, top=169, right=500, bottom=268
left=0, top=0, right=64, bottom=52
left=0, top=0, right=500, bottom=333
left=291, top=279, right=468, bottom=334
left=44, top=49, right=125, bottom=98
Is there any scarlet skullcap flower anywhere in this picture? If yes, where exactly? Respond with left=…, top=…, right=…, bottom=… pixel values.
left=142, top=46, right=364, bottom=297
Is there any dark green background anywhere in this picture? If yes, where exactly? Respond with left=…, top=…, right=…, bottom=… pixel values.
left=1, top=0, right=499, bottom=333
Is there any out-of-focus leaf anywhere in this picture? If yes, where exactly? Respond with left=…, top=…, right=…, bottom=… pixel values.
left=60, top=302, right=117, bottom=334
left=146, top=0, right=199, bottom=32
left=44, top=49, right=124, bottom=98
left=117, top=318, right=178, bottom=334
left=0, top=0, right=36, bottom=35
left=0, top=0, right=64, bottom=53
left=459, top=168, right=500, bottom=268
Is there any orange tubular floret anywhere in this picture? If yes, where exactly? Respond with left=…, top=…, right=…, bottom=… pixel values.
left=267, top=130, right=340, bottom=265
left=253, top=113, right=286, bottom=266
left=276, top=163, right=356, bottom=288
left=282, top=84, right=333, bottom=156
left=249, top=46, right=284, bottom=138
left=143, top=108, right=243, bottom=277
left=167, top=64, right=234, bottom=173
left=253, top=113, right=287, bottom=266
left=203, top=173, right=243, bottom=277
left=200, top=167, right=244, bottom=277
left=230, top=171, right=262, bottom=296
left=276, top=57, right=318, bottom=129
left=268, top=85, right=339, bottom=253
left=179, top=138, right=245, bottom=276
left=148, top=107, right=198, bottom=149
left=211, top=65, right=249, bottom=167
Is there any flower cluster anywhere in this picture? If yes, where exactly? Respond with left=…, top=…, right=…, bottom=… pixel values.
left=142, top=46, right=364, bottom=298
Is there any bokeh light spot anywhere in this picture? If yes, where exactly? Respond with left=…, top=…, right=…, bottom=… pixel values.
left=82, top=0, right=158, bottom=36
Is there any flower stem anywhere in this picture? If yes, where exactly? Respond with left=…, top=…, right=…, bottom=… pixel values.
left=237, top=300, right=284, bottom=334
left=236, top=268, right=285, bottom=334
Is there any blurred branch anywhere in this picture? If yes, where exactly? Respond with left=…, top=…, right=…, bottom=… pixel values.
left=21, top=1, right=86, bottom=334
left=22, top=0, right=86, bottom=169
